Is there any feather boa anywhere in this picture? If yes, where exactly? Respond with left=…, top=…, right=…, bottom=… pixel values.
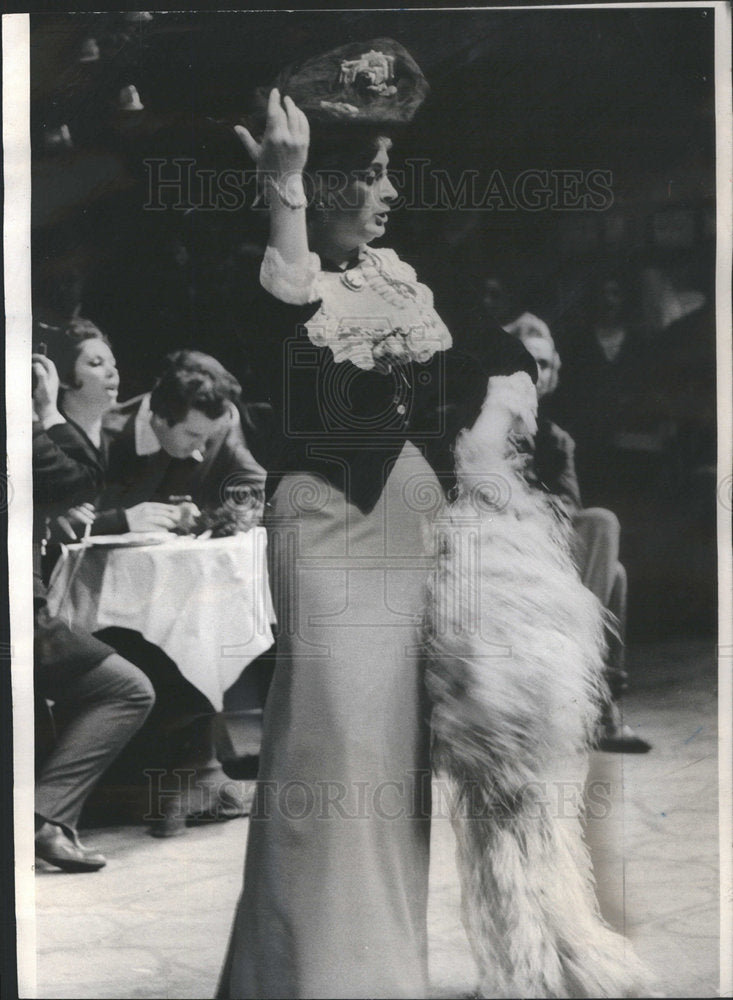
left=426, top=373, right=653, bottom=998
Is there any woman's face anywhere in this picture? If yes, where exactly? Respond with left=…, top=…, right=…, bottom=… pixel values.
left=324, top=141, right=398, bottom=253
left=69, top=338, right=120, bottom=411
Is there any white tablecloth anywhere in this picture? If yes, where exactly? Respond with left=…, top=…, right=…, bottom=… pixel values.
left=46, top=529, right=275, bottom=711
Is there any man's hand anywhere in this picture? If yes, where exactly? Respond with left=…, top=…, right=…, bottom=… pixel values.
left=67, top=502, right=96, bottom=532
left=52, top=503, right=96, bottom=542
left=125, top=502, right=182, bottom=533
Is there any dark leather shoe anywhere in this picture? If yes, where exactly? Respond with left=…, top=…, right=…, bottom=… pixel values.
left=35, top=822, right=107, bottom=872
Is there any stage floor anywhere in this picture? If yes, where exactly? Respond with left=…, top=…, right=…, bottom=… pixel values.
left=29, top=639, right=721, bottom=998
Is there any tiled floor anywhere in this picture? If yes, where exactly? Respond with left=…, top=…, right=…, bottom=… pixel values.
left=28, top=640, right=723, bottom=999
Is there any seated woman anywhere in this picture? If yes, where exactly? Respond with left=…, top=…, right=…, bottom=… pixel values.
left=32, top=346, right=154, bottom=872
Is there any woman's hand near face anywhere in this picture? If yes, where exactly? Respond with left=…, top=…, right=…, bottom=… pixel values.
left=32, top=354, right=63, bottom=427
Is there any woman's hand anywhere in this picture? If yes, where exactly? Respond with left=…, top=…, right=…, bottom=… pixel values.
left=237, top=89, right=313, bottom=272
left=235, top=88, right=310, bottom=183
left=32, top=354, right=62, bottom=426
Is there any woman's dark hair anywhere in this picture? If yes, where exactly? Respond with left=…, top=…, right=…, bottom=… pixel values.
left=307, top=125, right=392, bottom=174
left=35, top=318, right=110, bottom=388
left=150, top=349, right=242, bottom=426
left=304, top=126, right=392, bottom=211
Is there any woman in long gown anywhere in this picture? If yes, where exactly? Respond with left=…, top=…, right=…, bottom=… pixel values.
left=216, top=40, right=538, bottom=1000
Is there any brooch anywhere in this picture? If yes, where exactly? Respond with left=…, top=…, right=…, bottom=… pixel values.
left=340, top=270, right=365, bottom=291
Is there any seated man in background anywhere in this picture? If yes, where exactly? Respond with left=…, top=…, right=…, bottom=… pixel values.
left=93, top=348, right=264, bottom=535
left=32, top=352, right=155, bottom=871
left=92, top=349, right=267, bottom=835
left=503, top=312, right=651, bottom=753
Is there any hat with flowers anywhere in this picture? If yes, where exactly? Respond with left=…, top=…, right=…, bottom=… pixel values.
left=258, top=38, right=429, bottom=127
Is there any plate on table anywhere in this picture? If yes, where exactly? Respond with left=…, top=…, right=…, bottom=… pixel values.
left=79, top=532, right=173, bottom=548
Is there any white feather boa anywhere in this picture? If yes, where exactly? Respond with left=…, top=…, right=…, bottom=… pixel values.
left=426, top=372, right=653, bottom=998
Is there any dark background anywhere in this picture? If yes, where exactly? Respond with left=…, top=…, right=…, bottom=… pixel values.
left=28, top=9, right=718, bottom=640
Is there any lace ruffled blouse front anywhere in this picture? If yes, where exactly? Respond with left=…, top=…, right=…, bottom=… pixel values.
left=260, top=244, right=453, bottom=370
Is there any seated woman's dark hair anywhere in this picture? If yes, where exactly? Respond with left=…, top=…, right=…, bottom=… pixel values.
left=34, top=318, right=110, bottom=388
left=150, top=349, right=242, bottom=426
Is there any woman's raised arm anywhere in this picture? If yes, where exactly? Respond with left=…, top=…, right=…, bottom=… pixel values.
left=236, top=88, right=311, bottom=273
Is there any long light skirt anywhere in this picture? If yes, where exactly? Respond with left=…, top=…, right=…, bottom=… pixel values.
left=217, top=444, right=441, bottom=1000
